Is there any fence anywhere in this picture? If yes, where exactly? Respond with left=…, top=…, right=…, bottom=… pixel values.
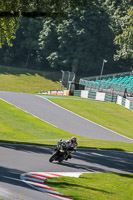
left=79, top=80, right=133, bottom=97
left=80, top=71, right=133, bottom=82
left=79, top=71, right=133, bottom=97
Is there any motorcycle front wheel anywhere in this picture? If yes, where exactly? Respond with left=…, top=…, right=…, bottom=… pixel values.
left=49, top=151, right=58, bottom=162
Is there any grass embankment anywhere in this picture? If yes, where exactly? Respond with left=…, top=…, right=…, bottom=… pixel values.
left=46, top=173, right=133, bottom=200
left=49, top=98, right=133, bottom=141
left=0, top=65, right=63, bottom=93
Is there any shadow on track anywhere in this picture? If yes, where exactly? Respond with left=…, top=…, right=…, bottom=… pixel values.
left=0, top=166, right=32, bottom=190
left=0, top=143, right=53, bottom=155
left=53, top=148, right=133, bottom=173
left=75, top=149, right=133, bottom=173
left=1, top=143, right=133, bottom=173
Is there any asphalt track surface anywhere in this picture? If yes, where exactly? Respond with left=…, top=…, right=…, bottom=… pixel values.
left=0, top=91, right=133, bottom=200
left=0, top=143, right=133, bottom=200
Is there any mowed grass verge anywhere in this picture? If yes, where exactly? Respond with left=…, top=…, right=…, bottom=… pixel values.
left=0, top=98, right=133, bottom=151
left=48, top=98, right=133, bottom=141
left=45, top=173, right=133, bottom=200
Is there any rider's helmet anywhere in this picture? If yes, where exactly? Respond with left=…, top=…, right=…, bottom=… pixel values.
left=71, top=136, right=77, bottom=144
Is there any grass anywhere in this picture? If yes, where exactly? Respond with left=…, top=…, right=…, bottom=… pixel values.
left=0, top=65, right=64, bottom=93
left=45, top=173, right=133, bottom=200
left=48, top=98, right=133, bottom=140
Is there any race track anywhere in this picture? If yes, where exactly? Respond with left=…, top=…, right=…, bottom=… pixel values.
left=0, top=91, right=133, bottom=200
left=0, top=143, right=133, bottom=200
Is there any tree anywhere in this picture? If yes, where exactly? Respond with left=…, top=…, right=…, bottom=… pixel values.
left=0, top=17, right=19, bottom=48
left=38, top=18, right=59, bottom=69
left=1, top=0, right=132, bottom=74
left=105, top=0, right=133, bottom=70
left=0, top=18, right=43, bottom=68
left=0, top=0, right=99, bottom=47
left=39, top=3, right=116, bottom=74
left=114, top=7, right=133, bottom=62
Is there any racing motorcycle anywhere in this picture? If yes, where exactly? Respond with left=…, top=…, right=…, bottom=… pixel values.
left=49, top=140, right=72, bottom=163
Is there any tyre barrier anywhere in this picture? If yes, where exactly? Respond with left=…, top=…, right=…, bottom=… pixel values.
left=74, top=90, right=133, bottom=111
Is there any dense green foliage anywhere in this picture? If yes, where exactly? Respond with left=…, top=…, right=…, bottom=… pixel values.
left=114, top=7, right=133, bottom=62
left=0, top=19, right=43, bottom=68
left=39, top=6, right=116, bottom=74
left=0, top=0, right=92, bottom=49
left=0, top=0, right=132, bottom=75
left=105, top=0, right=133, bottom=70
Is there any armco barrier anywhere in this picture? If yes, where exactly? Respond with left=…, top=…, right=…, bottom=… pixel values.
left=74, top=90, right=133, bottom=112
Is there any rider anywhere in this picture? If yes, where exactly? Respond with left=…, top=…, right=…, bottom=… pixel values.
left=64, top=136, right=78, bottom=160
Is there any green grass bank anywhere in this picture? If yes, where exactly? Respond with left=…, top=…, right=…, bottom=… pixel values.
left=46, top=173, right=133, bottom=200
left=0, top=65, right=63, bottom=93
left=49, top=98, right=133, bottom=140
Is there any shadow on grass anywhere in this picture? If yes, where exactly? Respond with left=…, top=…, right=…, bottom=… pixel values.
left=46, top=181, right=112, bottom=194
left=0, top=65, right=60, bottom=82
left=117, top=173, right=133, bottom=179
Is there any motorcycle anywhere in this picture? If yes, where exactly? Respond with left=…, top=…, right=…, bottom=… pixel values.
left=49, top=140, right=72, bottom=163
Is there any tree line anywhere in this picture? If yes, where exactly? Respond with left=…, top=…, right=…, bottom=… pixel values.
left=0, top=0, right=132, bottom=76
